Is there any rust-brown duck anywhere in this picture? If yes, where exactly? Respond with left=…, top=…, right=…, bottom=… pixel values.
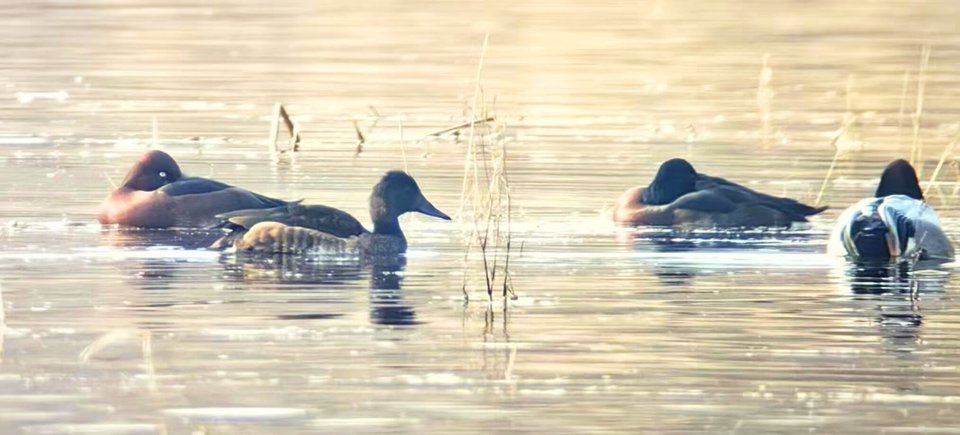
left=98, top=150, right=290, bottom=228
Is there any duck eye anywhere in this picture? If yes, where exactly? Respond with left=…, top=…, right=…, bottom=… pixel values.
left=159, top=171, right=167, bottom=178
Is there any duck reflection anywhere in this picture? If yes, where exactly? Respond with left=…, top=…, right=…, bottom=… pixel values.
left=368, top=257, right=420, bottom=326
left=105, top=229, right=420, bottom=326
left=100, top=228, right=226, bottom=293
left=218, top=253, right=364, bottom=286
left=842, top=261, right=950, bottom=356
left=220, top=253, right=419, bottom=326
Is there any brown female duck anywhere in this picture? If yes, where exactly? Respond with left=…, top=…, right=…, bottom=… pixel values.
left=213, top=171, right=450, bottom=255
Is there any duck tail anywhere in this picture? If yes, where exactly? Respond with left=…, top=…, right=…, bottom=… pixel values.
left=781, top=201, right=827, bottom=221
left=839, top=203, right=916, bottom=259
left=209, top=222, right=248, bottom=251
left=805, top=204, right=829, bottom=217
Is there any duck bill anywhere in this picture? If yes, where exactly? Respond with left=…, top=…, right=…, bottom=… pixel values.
left=416, top=197, right=451, bottom=220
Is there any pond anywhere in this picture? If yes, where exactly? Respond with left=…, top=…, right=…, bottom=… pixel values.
left=2, top=0, right=960, bottom=432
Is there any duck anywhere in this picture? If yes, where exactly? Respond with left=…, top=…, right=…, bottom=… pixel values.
left=614, top=158, right=827, bottom=228
left=97, top=150, right=291, bottom=228
left=212, top=170, right=451, bottom=255
left=829, top=159, right=954, bottom=262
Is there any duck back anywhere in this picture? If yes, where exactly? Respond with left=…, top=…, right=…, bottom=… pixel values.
left=696, top=175, right=826, bottom=221
left=829, top=195, right=953, bottom=261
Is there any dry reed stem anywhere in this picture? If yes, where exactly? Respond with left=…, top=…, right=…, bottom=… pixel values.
left=897, top=71, right=910, bottom=148
left=353, top=120, right=366, bottom=156
left=269, top=103, right=282, bottom=155
left=910, top=45, right=931, bottom=171
left=456, top=34, right=517, bottom=302
left=816, top=81, right=857, bottom=207
left=152, top=116, right=159, bottom=148
left=104, top=172, right=118, bottom=189
left=757, top=53, right=773, bottom=147
left=458, top=33, right=490, bottom=219
left=399, top=119, right=408, bottom=172
left=926, top=132, right=960, bottom=201
left=425, top=117, right=496, bottom=139
left=268, top=103, right=301, bottom=158
left=816, top=149, right=841, bottom=206
left=368, top=105, right=382, bottom=131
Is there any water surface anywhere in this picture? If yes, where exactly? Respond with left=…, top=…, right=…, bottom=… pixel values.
left=3, top=0, right=960, bottom=433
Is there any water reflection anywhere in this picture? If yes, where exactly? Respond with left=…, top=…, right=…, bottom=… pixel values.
left=624, top=229, right=823, bottom=286
left=841, top=263, right=950, bottom=356
left=218, top=253, right=420, bottom=326
left=219, top=254, right=364, bottom=286
left=100, top=227, right=224, bottom=250
left=369, top=258, right=419, bottom=326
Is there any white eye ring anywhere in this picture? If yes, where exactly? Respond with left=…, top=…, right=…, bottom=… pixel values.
left=159, top=171, right=167, bottom=178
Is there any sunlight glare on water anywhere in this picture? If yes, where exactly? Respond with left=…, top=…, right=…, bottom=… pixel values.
left=2, top=0, right=960, bottom=433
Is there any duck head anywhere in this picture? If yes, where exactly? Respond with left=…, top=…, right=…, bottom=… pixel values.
left=641, top=158, right=697, bottom=205
left=875, top=159, right=923, bottom=200
left=120, top=150, right=183, bottom=191
left=370, top=171, right=450, bottom=233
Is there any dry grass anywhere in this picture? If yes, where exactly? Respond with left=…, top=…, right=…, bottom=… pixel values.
left=268, top=103, right=301, bottom=160
left=896, top=70, right=910, bottom=148
left=816, top=75, right=861, bottom=206
left=817, top=47, right=950, bottom=205
left=458, top=34, right=517, bottom=302
left=352, top=120, right=366, bottom=156
left=757, top=53, right=774, bottom=147
left=909, top=45, right=931, bottom=173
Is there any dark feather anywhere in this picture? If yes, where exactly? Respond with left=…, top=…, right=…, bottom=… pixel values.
left=670, top=189, right=738, bottom=213
left=159, top=177, right=288, bottom=208
left=216, top=204, right=368, bottom=239
left=694, top=175, right=826, bottom=220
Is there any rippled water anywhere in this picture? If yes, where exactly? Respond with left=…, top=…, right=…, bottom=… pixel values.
left=3, top=0, right=960, bottom=433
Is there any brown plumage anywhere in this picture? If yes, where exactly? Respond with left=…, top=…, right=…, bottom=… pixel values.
left=98, top=150, right=289, bottom=228
left=215, top=171, right=450, bottom=256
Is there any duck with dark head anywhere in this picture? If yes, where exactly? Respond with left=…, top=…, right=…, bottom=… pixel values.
left=614, top=158, right=826, bottom=228
left=98, top=150, right=291, bottom=228
left=213, top=170, right=451, bottom=256
left=829, top=159, right=953, bottom=262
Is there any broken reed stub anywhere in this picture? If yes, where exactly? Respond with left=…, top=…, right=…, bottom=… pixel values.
left=269, top=103, right=302, bottom=158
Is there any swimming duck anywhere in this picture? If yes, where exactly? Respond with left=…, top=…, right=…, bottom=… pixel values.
left=614, top=158, right=827, bottom=228
left=97, top=150, right=290, bottom=228
left=829, top=159, right=954, bottom=262
left=213, top=170, right=451, bottom=255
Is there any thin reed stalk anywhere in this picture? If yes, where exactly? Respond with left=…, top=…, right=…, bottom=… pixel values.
left=816, top=148, right=841, bottom=206
left=457, top=34, right=518, bottom=302
left=152, top=116, right=159, bottom=148
left=399, top=119, right=408, bottom=172
left=268, top=103, right=301, bottom=160
left=757, top=53, right=773, bottom=147
left=458, top=33, right=490, bottom=219
left=910, top=45, right=931, bottom=171
left=896, top=71, right=910, bottom=148
left=926, top=133, right=960, bottom=201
